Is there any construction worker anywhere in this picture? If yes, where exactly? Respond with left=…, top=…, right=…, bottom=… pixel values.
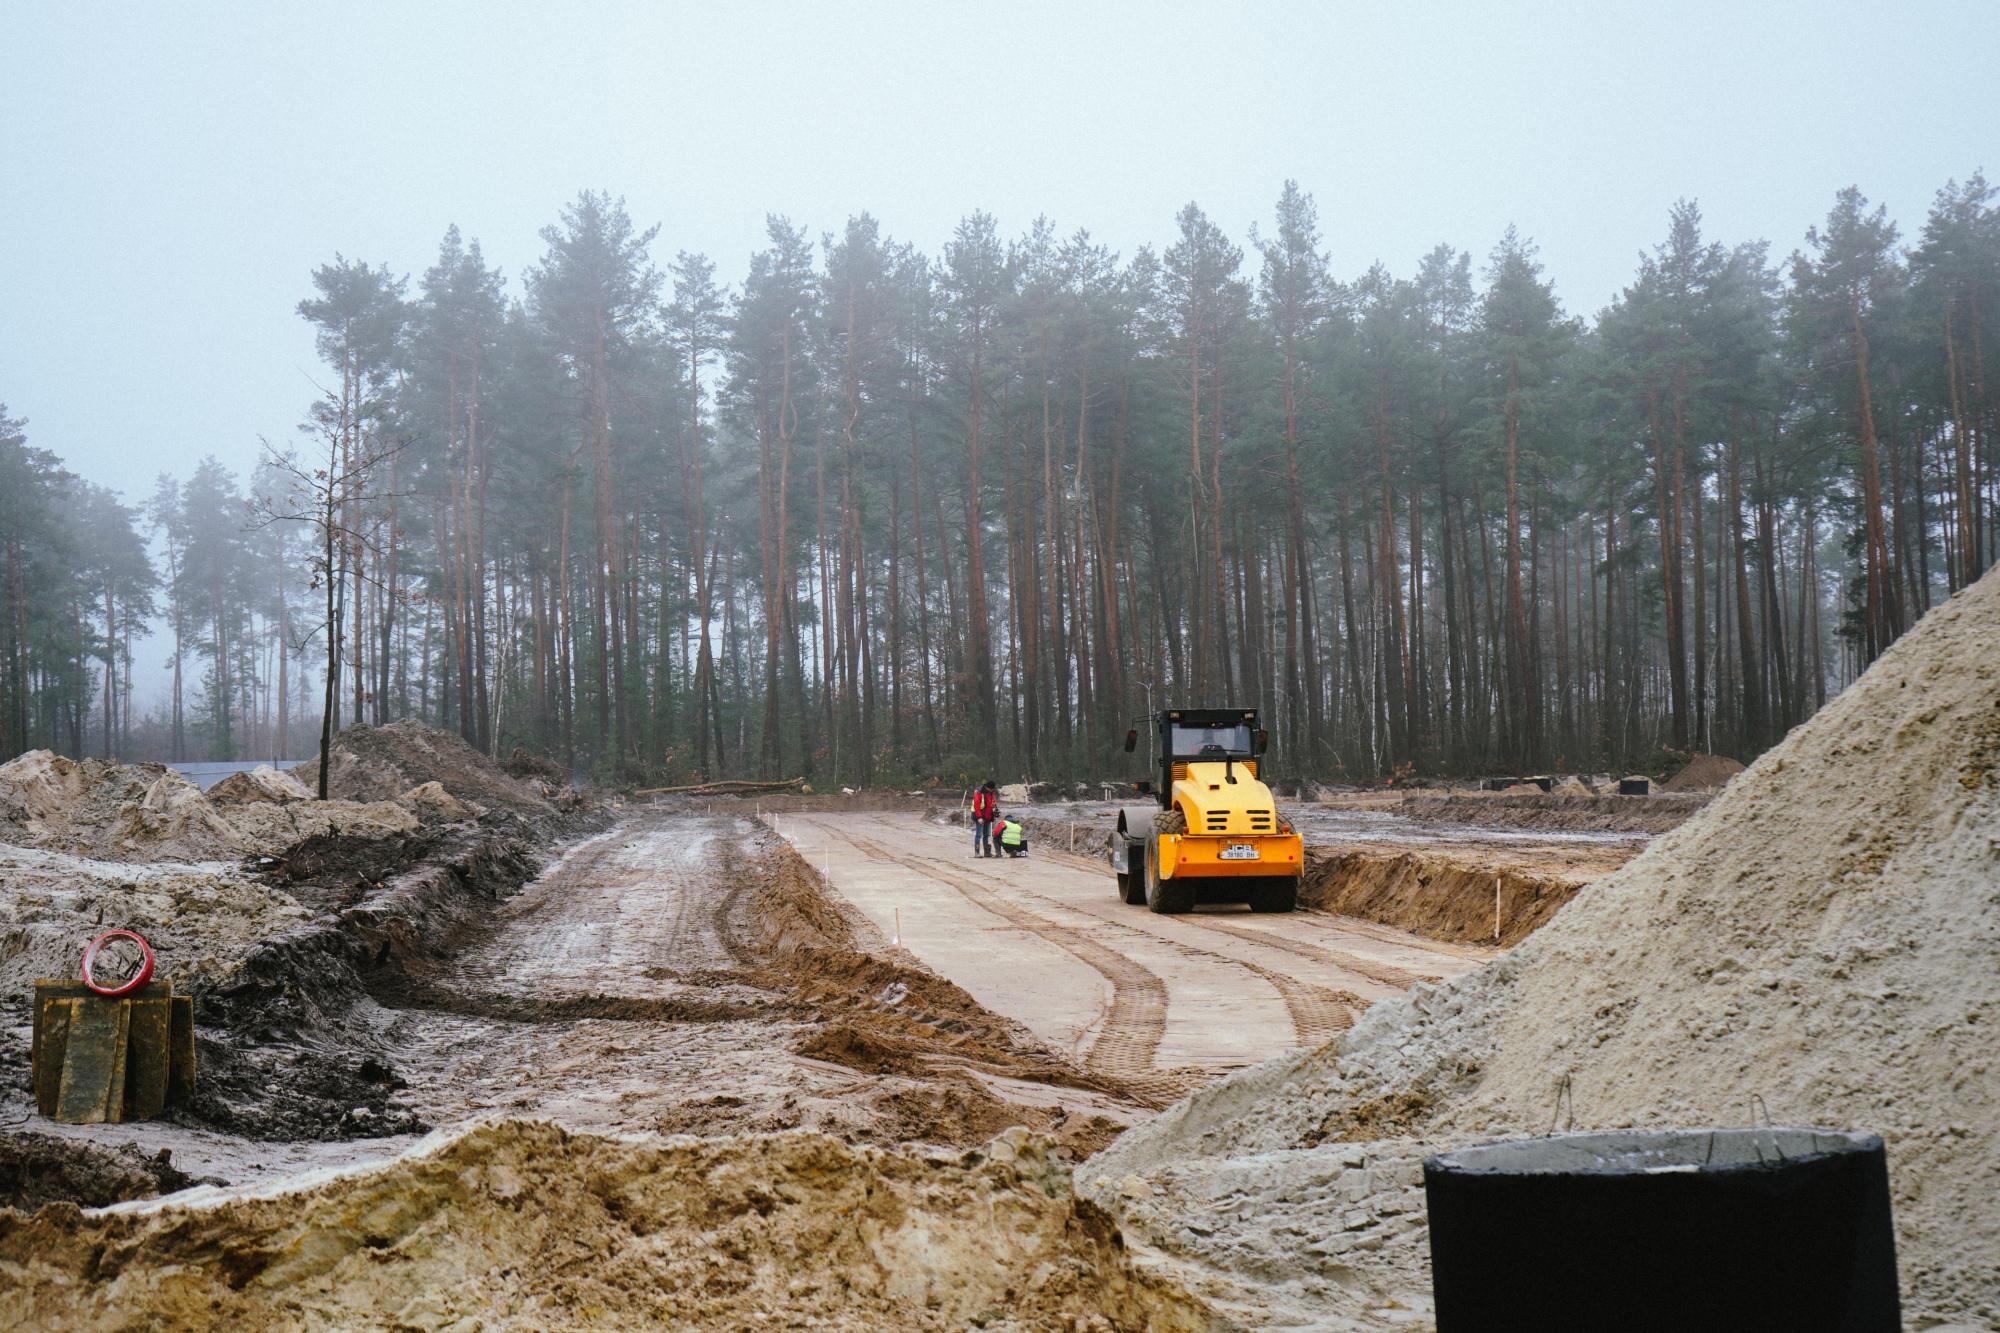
left=971, top=780, right=998, bottom=858
left=997, top=814, right=1027, bottom=858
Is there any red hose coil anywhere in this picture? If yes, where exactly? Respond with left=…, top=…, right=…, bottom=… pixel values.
left=81, top=929, right=156, bottom=997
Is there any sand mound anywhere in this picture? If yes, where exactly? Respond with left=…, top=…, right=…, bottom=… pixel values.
left=0, top=842, right=310, bottom=996
left=399, top=779, right=483, bottom=822
left=1086, top=567, right=2000, bottom=1329
left=206, top=765, right=312, bottom=805
left=297, top=721, right=557, bottom=823
left=1661, top=751, right=1748, bottom=792
left=0, top=751, right=422, bottom=863
left=0, top=753, right=236, bottom=861
left=0, top=1119, right=1204, bottom=1331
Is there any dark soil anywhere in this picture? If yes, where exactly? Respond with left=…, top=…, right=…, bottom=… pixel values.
left=0, top=1133, right=214, bottom=1210
left=168, top=826, right=549, bottom=1141
left=371, top=975, right=768, bottom=1026
left=169, top=1038, right=427, bottom=1141
left=796, top=1022, right=926, bottom=1075
left=501, top=747, right=566, bottom=784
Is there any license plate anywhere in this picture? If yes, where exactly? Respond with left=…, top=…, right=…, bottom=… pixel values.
left=1219, top=844, right=1260, bottom=861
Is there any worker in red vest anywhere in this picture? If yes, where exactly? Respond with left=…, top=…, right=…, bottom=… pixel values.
left=971, top=780, right=998, bottom=858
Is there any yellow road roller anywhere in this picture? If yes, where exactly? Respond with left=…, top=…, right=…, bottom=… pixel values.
left=1111, top=707, right=1302, bottom=913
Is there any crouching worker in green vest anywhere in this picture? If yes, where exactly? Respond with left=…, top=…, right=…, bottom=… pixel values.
left=997, top=815, right=1027, bottom=858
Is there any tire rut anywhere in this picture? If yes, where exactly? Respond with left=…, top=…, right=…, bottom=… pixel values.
left=996, top=877, right=1363, bottom=1048
left=1035, top=844, right=1445, bottom=989
left=829, top=827, right=1174, bottom=1089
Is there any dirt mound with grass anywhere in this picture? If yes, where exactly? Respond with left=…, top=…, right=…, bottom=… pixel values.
left=1084, top=567, right=2000, bottom=1330
left=0, top=1120, right=1208, bottom=1331
left=502, top=746, right=566, bottom=784
left=1661, top=750, right=1748, bottom=792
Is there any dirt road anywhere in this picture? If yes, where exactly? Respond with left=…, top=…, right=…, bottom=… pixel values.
left=383, top=812, right=1136, bottom=1144
left=8, top=811, right=1139, bottom=1191
left=778, top=810, right=1490, bottom=1098
left=380, top=816, right=825, bottom=1136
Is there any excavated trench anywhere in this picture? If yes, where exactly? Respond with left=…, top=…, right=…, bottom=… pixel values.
left=0, top=806, right=1205, bottom=1330
left=937, top=802, right=1640, bottom=950
left=6, top=802, right=1153, bottom=1211
left=161, top=823, right=557, bottom=1144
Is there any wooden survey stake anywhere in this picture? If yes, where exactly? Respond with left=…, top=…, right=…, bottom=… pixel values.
left=31, top=979, right=196, bottom=1123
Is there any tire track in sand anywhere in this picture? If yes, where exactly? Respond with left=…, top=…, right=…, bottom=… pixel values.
left=996, top=874, right=1362, bottom=1048
left=1033, top=843, right=1443, bottom=990
left=828, top=826, right=1179, bottom=1094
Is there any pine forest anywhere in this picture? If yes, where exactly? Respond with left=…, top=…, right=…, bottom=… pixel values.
left=4, top=176, right=1998, bottom=786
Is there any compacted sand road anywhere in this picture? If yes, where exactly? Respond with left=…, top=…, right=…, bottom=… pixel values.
left=777, top=810, right=1490, bottom=1098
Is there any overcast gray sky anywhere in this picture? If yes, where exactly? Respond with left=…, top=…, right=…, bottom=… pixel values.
left=3, top=0, right=1996, bottom=508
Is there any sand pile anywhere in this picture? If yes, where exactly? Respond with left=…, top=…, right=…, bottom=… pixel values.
left=1395, top=790, right=1706, bottom=834
left=398, top=779, right=483, bottom=822
left=0, top=752, right=237, bottom=860
left=0, top=1119, right=1205, bottom=1331
left=297, top=721, right=560, bottom=823
left=1085, top=568, right=2000, bottom=1329
left=0, top=842, right=310, bottom=996
left=206, top=765, right=313, bottom=805
left=1662, top=750, right=1748, bottom=792
left=0, top=751, right=421, bottom=863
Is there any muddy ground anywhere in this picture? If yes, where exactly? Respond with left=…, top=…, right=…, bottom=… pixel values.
left=0, top=760, right=1700, bottom=1329
left=378, top=813, right=1142, bottom=1156
left=2, top=810, right=1146, bottom=1206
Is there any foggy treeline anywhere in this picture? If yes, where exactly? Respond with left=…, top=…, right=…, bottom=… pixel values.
left=3, top=173, right=1997, bottom=784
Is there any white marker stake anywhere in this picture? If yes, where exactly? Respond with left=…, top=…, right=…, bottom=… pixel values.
left=1494, top=876, right=1502, bottom=942
left=893, top=907, right=901, bottom=947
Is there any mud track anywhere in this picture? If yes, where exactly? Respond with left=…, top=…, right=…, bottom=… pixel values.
left=369, top=813, right=1142, bottom=1159
left=6, top=811, right=1145, bottom=1195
